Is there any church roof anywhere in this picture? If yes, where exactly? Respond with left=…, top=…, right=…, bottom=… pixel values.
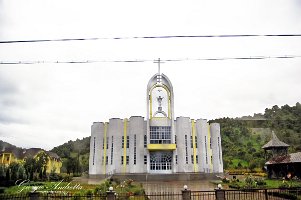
left=262, top=131, right=290, bottom=149
left=266, top=152, right=301, bottom=165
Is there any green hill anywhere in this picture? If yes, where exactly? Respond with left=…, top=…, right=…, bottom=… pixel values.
left=211, top=102, right=301, bottom=171
left=51, top=137, right=90, bottom=174
left=0, top=140, right=23, bottom=152
left=4, top=102, right=300, bottom=173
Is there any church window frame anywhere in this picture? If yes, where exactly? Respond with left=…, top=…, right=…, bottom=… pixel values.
left=93, top=137, right=96, bottom=165
left=144, top=135, right=147, bottom=148
left=150, top=126, right=171, bottom=144
left=111, top=136, right=114, bottom=165
left=127, top=136, right=130, bottom=148
left=134, top=134, right=137, bottom=165
left=218, top=137, right=221, bottom=164
left=185, top=135, right=188, bottom=164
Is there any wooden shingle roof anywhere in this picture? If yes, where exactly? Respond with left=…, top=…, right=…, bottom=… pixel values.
left=266, top=152, right=301, bottom=165
left=262, top=131, right=290, bottom=149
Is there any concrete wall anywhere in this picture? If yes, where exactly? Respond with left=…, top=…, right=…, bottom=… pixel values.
left=196, top=119, right=212, bottom=173
left=210, top=123, right=224, bottom=173
left=129, top=116, right=146, bottom=173
left=175, top=117, right=192, bottom=173
left=89, top=122, right=104, bottom=175
left=89, top=118, right=224, bottom=176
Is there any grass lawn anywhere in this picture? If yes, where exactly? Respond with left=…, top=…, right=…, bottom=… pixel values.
left=227, top=176, right=301, bottom=189
left=265, top=179, right=301, bottom=188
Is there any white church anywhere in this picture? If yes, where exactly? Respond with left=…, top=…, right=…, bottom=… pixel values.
left=89, top=67, right=223, bottom=177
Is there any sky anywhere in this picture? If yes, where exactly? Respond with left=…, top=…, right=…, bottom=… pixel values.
left=0, top=0, right=301, bottom=150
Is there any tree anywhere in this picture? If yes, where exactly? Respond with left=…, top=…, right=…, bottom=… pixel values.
left=35, top=152, right=49, bottom=172
left=249, top=160, right=257, bottom=172
left=24, top=157, right=36, bottom=180
left=66, top=157, right=77, bottom=174
left=9, top=162, right=20, bottom=181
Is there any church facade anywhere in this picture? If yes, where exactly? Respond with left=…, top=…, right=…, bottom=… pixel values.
left=89, top=72, right=223, bottom=176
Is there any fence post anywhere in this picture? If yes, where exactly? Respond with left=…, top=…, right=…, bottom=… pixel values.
left=215, top=189, right=225, bottom=200
left=106, top=186, right=115, bottom=200
left=264, top=189, right=269, bottom=200
left=29, top=192, right=40, bottom=200
left=182, top=185, right=191, bottom=200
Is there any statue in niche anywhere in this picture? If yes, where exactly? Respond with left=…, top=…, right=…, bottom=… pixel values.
left=153, top=95, right=167, bottom=117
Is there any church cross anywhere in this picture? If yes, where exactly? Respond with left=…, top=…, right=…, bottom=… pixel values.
left=154, top=58, right=164, bottom=75
left=154, top=58, right=164, bottom=83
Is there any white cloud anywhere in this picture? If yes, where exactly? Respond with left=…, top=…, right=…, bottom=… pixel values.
left=0, top=0, right=301, bottom=150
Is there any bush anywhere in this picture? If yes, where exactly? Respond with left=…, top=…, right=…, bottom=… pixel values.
left=60, top=174, right=73, bottom=182
left=244, top=175, right=256, bottom=189
left=0, top=187, right=6, bottom=194
left=93, top=186, right=101, bottom=195
left=222, top=177, right=230, bottom=183
left=229, top=182, right=240, bottom=189
left=49, top=170, right=61, bottom=181
left=279, top=181, right=290, bottom=189
left=72, top=192, right=82, bottom=200
left=85, top=190, right=93, bottom=197
left=254, top=178, right=266, bottom=186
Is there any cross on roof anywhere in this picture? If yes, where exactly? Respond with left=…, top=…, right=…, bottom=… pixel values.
left=154, top=58, right=164, bottom=75
left=154, top=58, right=164, bottom=83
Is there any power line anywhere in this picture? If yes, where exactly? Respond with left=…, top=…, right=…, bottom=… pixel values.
left=1, top=55, right=300, bottom=65
left=1, top=34, right=301, bottom=44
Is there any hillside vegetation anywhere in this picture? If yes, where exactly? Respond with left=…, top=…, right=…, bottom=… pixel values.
left=49, top=102, right=301, bottom=172
left=51, top=137, right=90, bottom=174
left=211, top=102, right=301, bottom=171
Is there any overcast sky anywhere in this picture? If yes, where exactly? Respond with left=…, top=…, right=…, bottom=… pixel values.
left=0, top=0, right=301, bottom=150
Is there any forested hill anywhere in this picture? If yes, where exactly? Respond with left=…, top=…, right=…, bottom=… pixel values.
left=0, top=140, right=23, bottom=152
left=51, top=137, right=91, bottom=173
left=211, top=102, right=301, bottom=170
left=52, top=102, right=301, bottom=172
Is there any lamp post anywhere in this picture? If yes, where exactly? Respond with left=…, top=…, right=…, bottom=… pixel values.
left=106, top=186, right=115, bottom=200
left=215, top=184, right=225, bottom=200
left=182, top=185, right=191, bottom=200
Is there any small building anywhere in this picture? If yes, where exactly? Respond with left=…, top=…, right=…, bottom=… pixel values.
left=262, top=131, right=301, bottom=179
left=0, top=147, right=62, bottom=174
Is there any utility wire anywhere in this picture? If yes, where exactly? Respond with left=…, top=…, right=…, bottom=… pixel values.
left=1, top=55, right=300, bottom=65
left=1, top=34, right=301, bottom=44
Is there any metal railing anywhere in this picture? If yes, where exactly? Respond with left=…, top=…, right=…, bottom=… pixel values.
left=0, top=187, right=300, bottom=200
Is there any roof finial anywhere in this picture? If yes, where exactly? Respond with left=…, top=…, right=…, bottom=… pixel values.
left=154, top=58, right=164, bottom=83
left=154, top=58, right=163, bottom=75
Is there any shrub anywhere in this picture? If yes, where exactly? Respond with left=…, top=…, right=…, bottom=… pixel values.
left=222, top=177, right=230, bottom=183
left=85, top=190, right=93, bottom=197
left=254, top=178, right=266, bottom=186
left=72, top=192, right=82, bottom=200
left=229, top=182, right=240, bottom=189
left=60, top=174, right=73, bottom=182
left=93, top=186, right=101, bottom=195
left=279, top=181, right=290, bottom=189
left=0, top=187, right=6, bottom=194
left=244, top=175, right=256, bottom=189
